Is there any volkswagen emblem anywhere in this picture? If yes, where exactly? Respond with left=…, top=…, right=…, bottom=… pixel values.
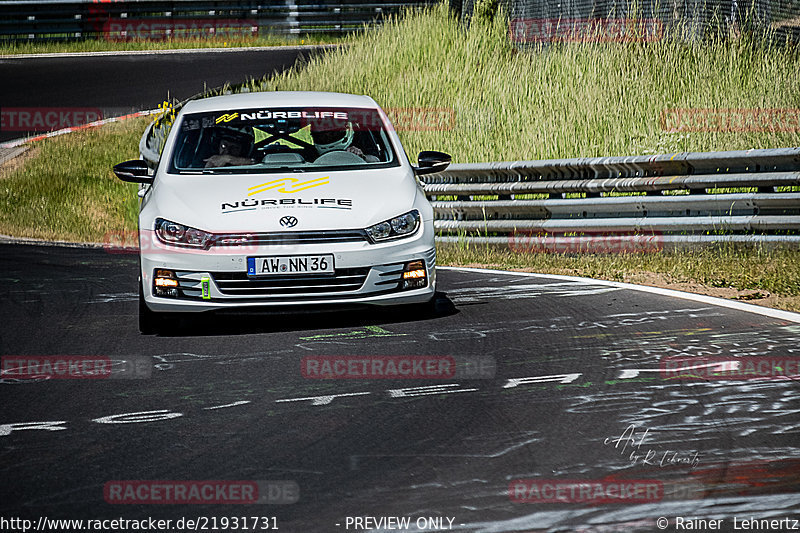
left=280, top=216, right=298, bottom=228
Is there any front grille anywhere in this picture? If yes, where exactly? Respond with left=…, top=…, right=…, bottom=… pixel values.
left=211, top=268, right=370, bottom=297
left=375, top=266, right=404, bottom=289
left=212, top=230, right=369, bottom=247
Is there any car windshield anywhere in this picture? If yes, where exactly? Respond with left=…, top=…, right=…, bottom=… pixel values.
left=168, top=106, right=398, bottom=174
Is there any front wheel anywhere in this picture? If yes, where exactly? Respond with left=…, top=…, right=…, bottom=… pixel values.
left=138, top=278, right=160, bottom=334
left=413, top=291, right=453, bottom=318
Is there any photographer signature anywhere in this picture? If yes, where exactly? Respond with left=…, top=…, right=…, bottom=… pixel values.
left=603, top=424, right=700, bottom=468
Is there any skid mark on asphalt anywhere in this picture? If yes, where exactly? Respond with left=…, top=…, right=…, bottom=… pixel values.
left=349, top=431, right=543, bottom=460
left=87, top=292, right=137, bottom=304
left=447, top=283, right=621, bottom=303
left=460, top=493, right=800, bottom=533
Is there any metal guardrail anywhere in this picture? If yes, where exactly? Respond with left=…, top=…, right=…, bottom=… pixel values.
left=0, top=0, right=435, bottom=42
left=424, top=148, right=800, bottom=249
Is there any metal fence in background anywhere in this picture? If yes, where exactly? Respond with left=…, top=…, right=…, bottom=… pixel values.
left=425, top=148, right=800, bottom=250
left=455, top=0, right=800, bottom=43
left=0, top=0, right=437, bottom=42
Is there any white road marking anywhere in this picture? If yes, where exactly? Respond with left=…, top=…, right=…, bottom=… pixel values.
left=441, top=266, right=800, bottom=324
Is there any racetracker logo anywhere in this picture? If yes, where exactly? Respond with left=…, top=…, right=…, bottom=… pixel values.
left=660, top=108, right=800, bottom=132
left=509, top=17, right=663, bottom=43
left=385, top=107, right=456, bottom=132
left=509, top=479, right=663, bottom=503
left=0, top=107, right=103, bottom=132
left=660, top=357, right=800, bottom=381
left=102, top=229, right=263, bottom=254
left=102, top=19, right=258, bottom=41
left=1, top=356, right=151, bottom=380
left=302, top=356, right=456, bottom=379
left=509, top=230, right=663, bottom=254
left=104, top=480, right=298, bottom=504
left=301, top=355, right=496, bottom=380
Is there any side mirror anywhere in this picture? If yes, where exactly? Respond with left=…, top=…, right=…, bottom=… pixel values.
left=413, top=150, right=451, bottom=176
left=113, top=160, right=153, bottom=184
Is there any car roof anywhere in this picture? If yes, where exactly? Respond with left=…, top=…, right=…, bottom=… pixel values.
left=180, top=91, right=379, bottom=113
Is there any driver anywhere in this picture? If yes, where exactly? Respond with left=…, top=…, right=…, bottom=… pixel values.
left=309, top=121, right=378, bottom=163
left=205, top=128, right=255, bottom=168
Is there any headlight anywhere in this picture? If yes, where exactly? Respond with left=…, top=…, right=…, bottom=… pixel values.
left=366, top=210, right=420, bottom=243
left=155, top=218, right=212, bottom=248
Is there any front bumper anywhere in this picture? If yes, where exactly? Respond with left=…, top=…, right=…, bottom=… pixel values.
left=140, top=228, right=436, bottom=313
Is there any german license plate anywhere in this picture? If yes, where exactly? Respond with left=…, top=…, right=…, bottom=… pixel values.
left=247, top=255, right=334, bottom=276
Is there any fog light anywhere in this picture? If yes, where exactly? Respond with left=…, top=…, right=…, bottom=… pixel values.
left=153, top=269, right=179, bottom=298
left=402, top=260, right=427, bottom=289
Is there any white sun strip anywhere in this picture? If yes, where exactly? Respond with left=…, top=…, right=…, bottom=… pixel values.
left=439, top=267, right=800, bottom=325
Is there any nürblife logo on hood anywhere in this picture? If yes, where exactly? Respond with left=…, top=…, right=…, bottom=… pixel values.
left=248, top=177, right=330, bottom=194
left=221, top=177, right=352, bottom=214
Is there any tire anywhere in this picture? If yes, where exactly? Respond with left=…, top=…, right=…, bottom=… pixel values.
left=419, top=291, right=456, bottom=318
left=138, top=278, right=160, bottom=335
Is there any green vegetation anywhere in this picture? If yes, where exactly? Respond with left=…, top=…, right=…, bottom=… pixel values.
left=231, top=3, right=800, bottom=162
left=0, top=118, right=146, bottom=242
left=1, top=4, right=799, bottom=310
left=0, top=34, right=341, bottom=56
left=438, top=243, right=800, bottom=311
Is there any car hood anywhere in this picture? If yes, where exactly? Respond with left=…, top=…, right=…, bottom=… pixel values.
left=147, top=167, right=420, bottom=233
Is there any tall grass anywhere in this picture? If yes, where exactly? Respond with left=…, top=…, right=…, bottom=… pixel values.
left=239, top=4, right=800, bottom=162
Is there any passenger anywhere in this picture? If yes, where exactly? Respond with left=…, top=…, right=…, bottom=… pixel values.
left=205, top=129, right=255, bottom=168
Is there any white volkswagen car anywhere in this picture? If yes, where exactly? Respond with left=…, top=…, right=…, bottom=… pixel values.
left=114, top=92, right=450, bottom=333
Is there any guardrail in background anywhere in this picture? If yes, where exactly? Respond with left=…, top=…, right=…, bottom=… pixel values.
left=0, top=0, right=436, bottom=42
left=424, top=148, right=800, bottom=249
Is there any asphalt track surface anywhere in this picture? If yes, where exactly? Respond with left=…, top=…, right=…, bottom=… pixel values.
left=0, top=47, right=328, bottom=142
left=2, top=242, right=800, bottom=532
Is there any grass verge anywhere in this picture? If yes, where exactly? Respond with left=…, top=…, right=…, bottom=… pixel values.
left=438, top=243, right=800, bottom=312
left=0, top=118, right=146, bottom=242
left=0, top=34, right=342, bottom=56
